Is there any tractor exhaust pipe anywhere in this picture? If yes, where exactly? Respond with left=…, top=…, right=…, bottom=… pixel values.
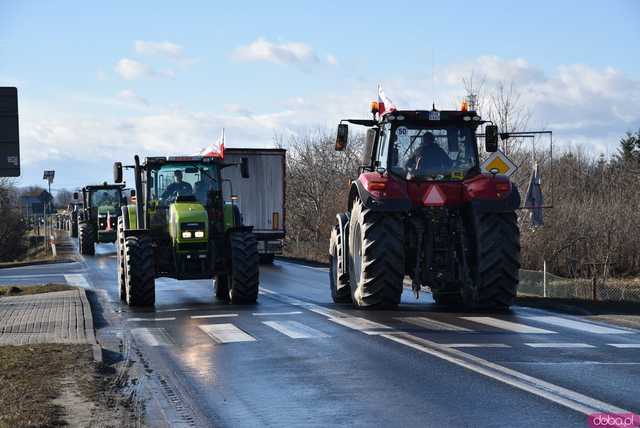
left=134, top=155, right=145, bottom=229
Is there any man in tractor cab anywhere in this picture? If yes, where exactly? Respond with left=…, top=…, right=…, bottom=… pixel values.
left=162, top=170, right=193, bottom=199
left=406, top=132, right=452, bottom=177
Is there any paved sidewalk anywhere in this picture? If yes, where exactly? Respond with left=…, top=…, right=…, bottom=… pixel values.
left=0, top=289, right=96, bottom=345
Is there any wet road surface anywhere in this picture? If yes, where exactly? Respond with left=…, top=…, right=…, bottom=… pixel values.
left=1, top=244, right=639, bottom=427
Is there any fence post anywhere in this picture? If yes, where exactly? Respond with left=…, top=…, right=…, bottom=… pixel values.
left=592, top=277, right=597, bottom=301
left=543, top=260, right=547, bottom=298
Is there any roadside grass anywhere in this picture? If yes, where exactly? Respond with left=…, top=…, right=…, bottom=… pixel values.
left=0, top=283, right=76, bottom=297
left=0, top=344, right=95, bottom=428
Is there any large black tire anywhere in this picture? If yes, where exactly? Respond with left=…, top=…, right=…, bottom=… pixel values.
left=226, top=232, right=259, bottom=303
left=463, top=211, right=520, bottom=309
left=259, top=253, right=275, bottom=264
left=329, top=225, right=352, bottom=303
left=116, top=218, right=126, bottom=301
left=432, top=291, right=463, bottom=307
left=124, top=235, right=155, bottom=307
left=78, top=222, right=95, bottom=255
left=348, top=199, right=405, bottom=308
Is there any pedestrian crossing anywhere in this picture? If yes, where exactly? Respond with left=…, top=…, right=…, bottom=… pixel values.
left=127, top=312, right=639, bottom=350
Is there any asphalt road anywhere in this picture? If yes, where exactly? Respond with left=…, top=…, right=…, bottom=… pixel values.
left=1, top=244, right=639, bottom=427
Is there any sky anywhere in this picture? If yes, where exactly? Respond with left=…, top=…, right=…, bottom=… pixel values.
left=1, top=0, right=639, bottom=190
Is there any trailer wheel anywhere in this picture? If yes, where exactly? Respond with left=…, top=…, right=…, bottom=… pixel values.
left=124, top=235, right=155, bottom=307
left=329, top=225, right=352, bottom=303
left=348, top=199, right=404, bottom=308
left=464, top=211, right=520, bottom=309
left=226, top=232, right=259, bottom=304
left=78, top=222, right=95, bottom=256
left=116, top=218, right=126, bottom=301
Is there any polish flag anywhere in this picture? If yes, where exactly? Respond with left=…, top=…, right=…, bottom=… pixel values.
left=378, top=84, right=397, bottom=115
left=200, top=128, right=225, bottom=159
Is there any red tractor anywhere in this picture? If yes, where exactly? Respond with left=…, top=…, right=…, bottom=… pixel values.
left=329, top=106, right=520, bottom=309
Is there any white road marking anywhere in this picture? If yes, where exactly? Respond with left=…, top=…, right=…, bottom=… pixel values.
left=525, top=316, right=633, bottom=335
left=462, top=317, right=555, bottom=334
left=190, top=314, right=238, bottom=319
left=198, top=323, right=256, bottom=344
left=382, top=332, right=630, bottom=416
left=253, top=311, right=302, bottom=316
left=445, top=343, right=510, bottom=348
left=157, top=308, right=192, bottom=313
left=260, top=287, right=346, bottom=318
left=64, top=274, right=91, bottom=289
left=396, top=316, right=473, bottom=332
left=329, top=317, right=394, bottom=335
left=525, top=343, right=595, bottom=348
left=263, top=320, right=328, bottom=339
left=131, top=328, right=173, bottom=346
left=128, top=317, right=176, bottom=322
left=607, top=343, right=640, bottom=348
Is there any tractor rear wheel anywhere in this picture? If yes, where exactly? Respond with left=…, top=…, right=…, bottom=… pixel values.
left=464, top=211, right=520, bottom=309
left=124, top=235, right=155, bottom=307
left=226, top=232, right=259, bottom=303
left=348, top=199, right=405, bottom=308
left=116, top=218, right=126, bottom=301
left=78, top=222, right=95, bottom=255
left=329, top=225, right=352, bottom=303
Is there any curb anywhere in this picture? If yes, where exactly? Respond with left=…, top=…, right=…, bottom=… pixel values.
left=79, top=288, right=103, bottom=364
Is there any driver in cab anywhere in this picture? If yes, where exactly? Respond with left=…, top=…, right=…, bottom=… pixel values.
left=162, top=170, right=193, bottom=199
left=406, top=133, right=452, bottom=176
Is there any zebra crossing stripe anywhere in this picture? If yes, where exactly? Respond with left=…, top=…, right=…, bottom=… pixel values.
left=396, top=316, right=473, bottom=332
left=462, top=317, right=556, bottom=334
left=262, top=320, right=328, bottom=339
left=198, top=323, right=256, bottom=344
left=525, top=316, right=633, bottom=335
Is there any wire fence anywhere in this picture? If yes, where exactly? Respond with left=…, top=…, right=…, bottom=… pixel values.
left=519, top=269, right=640, bottom=303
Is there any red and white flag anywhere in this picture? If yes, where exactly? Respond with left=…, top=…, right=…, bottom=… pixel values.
left=200, top=128, right=225, bottom=159
left=377, top=84, right=397, bottom=115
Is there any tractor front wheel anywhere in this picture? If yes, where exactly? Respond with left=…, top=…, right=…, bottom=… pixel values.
left=124, top=235, right=155, bottom=307
left=329, top=225, right=352, bottom=303
left=225, top=232, right=259, bottom=304
left=348, top=199, right=405, bottom=308
left=78, top=222, right=95, bottom=256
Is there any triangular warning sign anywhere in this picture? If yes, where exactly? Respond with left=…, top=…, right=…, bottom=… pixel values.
left=423, top=185, right=446, bottom=206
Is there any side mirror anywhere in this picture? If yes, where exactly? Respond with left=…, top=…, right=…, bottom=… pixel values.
left=113, top=162, right=123, bottom=183
left=485, top=125, right=499, bottom=152
left=240, top=157, right=249, bottom=178
left=335, top=124, right=348, bottom=151
left=72, top=192, right=79, bottom=200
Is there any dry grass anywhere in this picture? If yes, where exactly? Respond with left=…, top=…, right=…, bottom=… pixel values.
left=0, top=284, right=76, bottom=297
left=0, top=344, right=94, bottom=428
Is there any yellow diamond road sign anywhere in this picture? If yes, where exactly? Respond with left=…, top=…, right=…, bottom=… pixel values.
left=481, top=149, right=518, bottom=177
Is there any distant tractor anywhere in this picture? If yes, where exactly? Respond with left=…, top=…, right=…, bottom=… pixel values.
left=67, top=199, right=83, bottom=238
left=75, top=184, right=125, bottom=255
left=329, top=106, right=521, bottom=309
left=113, top=155, right=259, bottom=307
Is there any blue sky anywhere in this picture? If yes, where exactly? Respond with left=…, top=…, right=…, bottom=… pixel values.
left=1, top=0, right=639, bottom=190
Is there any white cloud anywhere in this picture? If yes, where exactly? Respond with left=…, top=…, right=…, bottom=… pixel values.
left=134, top=40, right=183, bottom=58
left=232, top=37, right=319, bottom=66
left=326, top=54, right=338, bottom=66
left=114, top=58, right=175, bottom=80
left=115, top=90, right=149, bottom=107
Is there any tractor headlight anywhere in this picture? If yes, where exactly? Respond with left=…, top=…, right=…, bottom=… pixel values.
left=182, top=231, right=193, bottom=239
left=194, top=231, right=205, bottom=238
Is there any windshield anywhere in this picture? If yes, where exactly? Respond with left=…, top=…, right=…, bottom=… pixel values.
left=387, top=125, right=478, bottom=180
left=90, top=189, right=121, bottom=211
left=150, top=162, right=220, bottom=206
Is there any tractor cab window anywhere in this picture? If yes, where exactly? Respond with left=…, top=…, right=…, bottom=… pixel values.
left=388, top=125, right=477, bottom=180
left=151, top=163, right=220, bottom=206
left=90, top=189, right=121, bottom=210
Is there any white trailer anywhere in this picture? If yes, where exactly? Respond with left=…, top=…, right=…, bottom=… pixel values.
left=222, top=148, right=286, bottom=263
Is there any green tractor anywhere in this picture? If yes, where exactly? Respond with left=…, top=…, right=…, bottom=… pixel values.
left=75, top=184, right=126, bottom=255
left=113, top=155, right=259, bottom=307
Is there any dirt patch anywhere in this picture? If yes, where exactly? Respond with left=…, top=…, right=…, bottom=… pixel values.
left=0, top=344, right=134, bottom=427
left=0, top=283, right=76, bottom=297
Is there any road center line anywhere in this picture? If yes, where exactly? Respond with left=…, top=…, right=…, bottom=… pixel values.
left=128, top=317, right=176, bottom=322
left=445, top=343, right=511, bottom=348
left=252, top=311, right=302, bottom=316
left=382, top=332, right=630, bottom=416
left=525, top=343, right=595, bottom=348
left=190, top=314, right=238, bottom=319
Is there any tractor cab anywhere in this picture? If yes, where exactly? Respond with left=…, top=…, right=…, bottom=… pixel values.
left=76, top=183, right=126, bottom=255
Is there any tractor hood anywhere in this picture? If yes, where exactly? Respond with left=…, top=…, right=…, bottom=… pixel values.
left=169, top=202, right=209, bottom=243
